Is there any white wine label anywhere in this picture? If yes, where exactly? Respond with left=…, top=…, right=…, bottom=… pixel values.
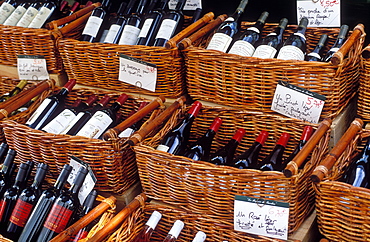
left=28, top=6, right=53, bottom=28
left=60, top=112, right=85, bottom=134
left=277, top=45, right=305, bottom=60
left=42, top=109, right=77, bottom=134
left=16, top=7, right=38, bottom=27
left=17, top=55, right=49, bottom=80
left=228, top=40, right=255, bottom=57
left=103, top=24, right=121, bottom=43
left=118, top=25, right=141, bottom=45
left=297, top=0, right=341, bottom=27
left=252, top=45, right=277, bottom=59
left=157, top=144, right=170, bottom=152
left=25, top=98, right=51, bottom=125
left=206, top=33, right=233, bottom=52
left=3, top=5, right=27, bottom=26
left=155, top=19, right=177, bottom=40
left=138, top=18, right=154, bottom=38
left=75, top=111, right=113, bottom=139
left=0, top=2, right=16, bottom=24
left=82, top=16, right=103, bottom=38
left=118, top=127, right=135, bottom=138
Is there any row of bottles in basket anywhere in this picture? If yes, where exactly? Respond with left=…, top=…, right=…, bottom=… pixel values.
left=0, top=147, right=96, bottom=242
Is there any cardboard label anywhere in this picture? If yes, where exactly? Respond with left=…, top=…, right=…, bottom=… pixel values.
left=297, top=0, right=341, bottom=27
left=17, top=55, right=49, bottom=80
left=169, top=0, right=202, bottom=10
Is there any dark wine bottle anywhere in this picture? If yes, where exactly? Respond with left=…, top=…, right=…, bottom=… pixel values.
left=321, top=24, right=349, bottom=62
left=156, top=101, right=202, bottom=155
left=103, top=1, right=131, bottom=44
left=277, top=17, right=308, bottom=60
left=0, top=79, right=27, bottom=103
left=0, top=0, right=17, bottom=24
left=0, top=148, right=15, bottom=199
left=206, top=0, right=249, bottom=52
left=208, top=128, right=246, bottom=166
left=191, top=8, right=202, bottom=23
left=183, top=117, right=222, bottom=161
left=228, top=11, right=269, bottom=56
left=16, top=0, right=44, bottom=28
left=3, top=1, right=32, bottom=26
left=252, top=18, right=288, bottom=59
left=118, top=101, right=149, bottom=138
left=132, top=210, right=162, bottom=242
left=305, top=34, right=328, bottom=61
left=258, top=132, right=290, bottom=171
left=10, top=95, right=40, bottom=117
left=162, top=220, right=184, bottom=242
left=0, top=143, right=9, bottom=164
left=25, top=79, right=77, bottom=130
left=18, top=164, right=72, bottom=242
left=21, top=160, right=35, bottom=193
left=37, top=166, right=88, bottom=242
left=28, top=1, right=58, bottom=28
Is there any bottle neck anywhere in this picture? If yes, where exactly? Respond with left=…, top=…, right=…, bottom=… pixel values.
left=156, top=0, right=169, bottom=11
left=134, top=0, right=147, bottom=16
left=174, top=0, right=186, bottom=12
left=54, top=165, right=72, bottom=190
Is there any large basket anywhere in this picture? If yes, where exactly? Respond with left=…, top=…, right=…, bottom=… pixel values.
left=183, top=23, right=366, bottom=119
left=134, top=103, right=330, bottom=235
left=357, top=45, right=370, bottom=121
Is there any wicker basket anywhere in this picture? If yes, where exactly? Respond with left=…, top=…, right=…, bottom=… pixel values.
left=183, top=23, right=365, bottom=119
left=1, top=87, right=164, bottom=194
left=357, top=45, right=370, bottom=121
left=134, top=103, right=330, bottom=235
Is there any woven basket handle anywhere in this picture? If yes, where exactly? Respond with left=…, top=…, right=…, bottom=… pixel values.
left=49, top=196, right=117, bottom=242
left=284, top=118, right=332, bottom=178
left=310, top=118, right=364, bottom=183
left=165, top=12, right=215, bottom=49
left=331, top=23, right=365, bottom=66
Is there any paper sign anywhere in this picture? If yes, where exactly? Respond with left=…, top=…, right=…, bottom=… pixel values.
left=169, top=0, right=202, bottom=11
left=297, top=0, right=341, bottom=27
left=234, top=195, right=289, bottom=240
left=67, top=156, right=97, bottom=205
left=17, top=55, right=49, bottom=80
left=271, top=81, right=326, bottom=124
left=119, top=54, right=157, bottom=92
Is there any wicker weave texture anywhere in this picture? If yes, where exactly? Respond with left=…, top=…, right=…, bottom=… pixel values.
left=357, top=57, right=370, bottom=121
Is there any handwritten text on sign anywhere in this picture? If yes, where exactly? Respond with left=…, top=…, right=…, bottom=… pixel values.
left=119, top=54, right=157, bottom=92
left=234, top=195, right=289, bottom=240
left=271, top=81, right=326, bottom=124
left=297, top=0, right=341, bottom=27
left=17, top=55, right=49, bottom=80
left=169, top=0, right=202, bottom=11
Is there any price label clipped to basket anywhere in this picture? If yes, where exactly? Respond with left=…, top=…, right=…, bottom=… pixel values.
left=234, top=195, right=289, bottom=240
left=168, top=0, right=202, bottom=10
left=119, top=54, right=157, bottom=92
left=297, top=0, right=341, bottom=27
left=271, top=80, right=326, bottom=124
left=17, top=55, right=49, bottom=80
left=67, top=156, right=97, bottom=205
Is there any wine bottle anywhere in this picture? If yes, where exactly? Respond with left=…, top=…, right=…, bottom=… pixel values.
left=67, top=1, right=80, bottom=16
left=230, top=130, right=269, bottom=169
left=191, top=8, right=202, bottom=23
left=132, top=210, right=162, bottom=242
left=16, top=0, right=44, bottom=28
left=28, top=1, right=58, bottom=28
left=162, top=220, right=184, bottom=242
left=208, top=128, right=246, bottom=165
left=277, top=17, right=308, bottom=61
left=183, top=117, right=222, bottom=161
left=75, top=93, right=128, bottom=139
left=6, top=163, right=49, bottom=239
left=25, top=79, right=77, bottom=130
left=10, top=95, right=40, bottom=116
left=0, top=0, right=17, bottom=24
left=258, top=132, right=290, bottom=171
left=118, top=101, right=149, bottom=138
left=321, top=24, right=349, bottom=62
left=152, top=0, right=186, bottom=47
left=18, top=164, right=72, bottom=242
left=252, top=18, right=288, bottom=59
left=228, top=11, right=269, bottom=57
left=305, top=34, right=328, bottom=61
left=156, top=101, right=202, bottom=155
left=42, top=95, right=98, bottom=134
left=37, top=166, right=88, bottom=242
left=0, top=148, right=15, bottom=199
left=21, top=160, right=35, bottom=193
left=206, top=0, right=249, bottom=52
left=0, top=79, right=27, bottom=103
left=192, top=231, right=206, bottom=242
left=3, top=1, right=32, bottom=26
left=103, top=1, right=131, bottom=44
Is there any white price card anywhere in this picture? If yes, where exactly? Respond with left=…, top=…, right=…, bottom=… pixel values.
left=234, top=195, right=290, bottom=240
left=17, top=55, right=49, bottom=80
left=297, top=0, right=341, bottom=27
left=169, top=0, right=202, bottom=11
left=67, top=156, right=97, bottom=205
left=119, top=54, right=157, bottom=92
left=271, top=80, right=326, bottom=124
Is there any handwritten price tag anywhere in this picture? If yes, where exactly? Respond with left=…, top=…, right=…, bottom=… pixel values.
left=297, top=0, right=341, bottom=27
left=119, top=54, right=157, bottom=92
left=271, top=81, right=326, bottom=124
left=234, top=195, right=289, bottom=240
left=17, top=55, right=49, bottom=80
left=169, top=0, right=202, bottom=11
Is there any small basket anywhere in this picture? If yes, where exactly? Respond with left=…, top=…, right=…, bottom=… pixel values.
left=183, top=23, right=366, bottom=119
left=357, top=44, right=370, bottom=121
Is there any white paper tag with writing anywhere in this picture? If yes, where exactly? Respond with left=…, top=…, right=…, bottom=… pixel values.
left=168, top=0, right=202, bottom=11
left=17, top=55, right=49, bottom=80
left=271, top=81, right=326, bottom=124
left=67, top=156, right=97, bottom=205
left=297, top=0, right=341, bottom=27
left=119, top=54, right=157, bottom=92
left=234, top=195, right=289, bottom=240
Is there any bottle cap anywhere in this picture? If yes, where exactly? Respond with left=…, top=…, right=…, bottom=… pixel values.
left=300, top=126, right=314, bottom=141
left=83, top=189, right=98, bottom=209
left=192, top=231, right=206, bottom=242
left=34, top=163, right=49, bottom=183
left=57, top=164, right=73, bottom=183
left=86, top=95, right=98, bottom=106
left=17, top=80, right=28, bottom=90
left=116, top=94, right=129, bottom=105
left=298, top=17, right=309, bottom=28
left=138, top=101, right=149, bottom=110
left=145, top=210, right=162, bottom=229
left=168, top=220, right=184, bottom=238
left=98, top=95, right=111, bottom=106
left=256, top=130, right=269, bottom=145
left=210, top=117, right=222, bottom=132
left=73, top=166, right=88, bottom=188
left=338, top=24, right=349, bottom=39
left=237, top=0, right=249, bottom=13
left=70, top=1, right=80, bottom=12
left=188, top=101, right=202, bottom=117
left=232, top=128, right=246, bottom=143
left=318, top=34, right=328, bottom=47
left=85, top=1, right=93, bottom=7
left=60, top=0, right=68, bottom=11
left=258, top=11, right=269, bottom=23
left=277, top=132, right=290, bottom=147
left=64, top=79, right=77, bottom=92
left=71, top=99, right=82, bottom=108
left=279, top=18, right=289, bottom=29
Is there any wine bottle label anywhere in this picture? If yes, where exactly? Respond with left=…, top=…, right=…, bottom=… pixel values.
left=224, top=17, right=235, bottom=22
left=118, top=127, right=135, bottom=138
left=104, top=24, right=121, bottom=43
left=228, top=40, right=255, bottom=57
left=25, top=98, right=52, bottom=126
left=0, top=2, right=16, bottom=24
left=9, top=199, right=33, bottom=227
left=0, top=200, right=6, bottom=220
left=28, top=6, right=53, bottom=28
left=75, top=111, right=113, bottom=139
left=42, top=109, right=77, bottom=134
left=307, top=52, right=321, bottom=59
left=118, top=25, right=141, bottom=45
left=3, top=5, right=27, bottom=26
left=277, top=45, right=305, bottom=61
left=60, top=112, right=85, bottom=134
left=157, top=144, right=170, bottom=152
left=138, top=18, right=154, bottom=38
left=44, top=203, right=74, bottom=233
left=206, top=33, right=233, bottom=52
left=16, top=7, right=38, bottom=27
left=82, top=16, right=103, bottom=38
left=252, top=45, right=277, bottom=59
left=155, top=19, right=177, bottom=41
